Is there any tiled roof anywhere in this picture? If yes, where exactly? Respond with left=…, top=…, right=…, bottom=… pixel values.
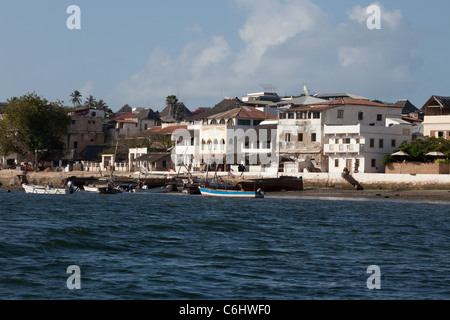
left=208, top=106, right=277, bottom=120
left=115, top=113, right=137, bottom=120
left=148, top=125, right=188, bottom=134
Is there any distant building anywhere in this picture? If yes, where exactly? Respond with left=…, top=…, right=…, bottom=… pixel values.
left=64, top=107, right=106, bottom=162
left=421, top=95, right=450, bottom=140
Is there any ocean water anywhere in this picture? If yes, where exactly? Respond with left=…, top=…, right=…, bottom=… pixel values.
left=0, top=190, right=448, bottom=300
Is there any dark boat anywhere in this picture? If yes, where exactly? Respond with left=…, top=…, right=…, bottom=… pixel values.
left=237, top=176, right=303, bottom=192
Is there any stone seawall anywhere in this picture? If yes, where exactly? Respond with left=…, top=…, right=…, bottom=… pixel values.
left=1, top=169, right=450, bottom=190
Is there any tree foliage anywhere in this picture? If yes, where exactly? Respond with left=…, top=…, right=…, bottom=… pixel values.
left=383, top=137, right=450, bottom=165
left=166, top=95, right=178, bottom=105
left=0, top=93, right=71, bottom=159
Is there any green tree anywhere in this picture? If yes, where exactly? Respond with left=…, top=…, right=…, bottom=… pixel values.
left=0, top=93, right=71, bottom=160
left=383, top=137, right=450, bottom=165
left=84, top=95, right=97, bottom=108
left=166, top=95, right=178, bottom=105
left=70, top=90, right=82, bottom=107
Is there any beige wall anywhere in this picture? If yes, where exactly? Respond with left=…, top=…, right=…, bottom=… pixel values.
left=385, top=162, right=449, bottom=174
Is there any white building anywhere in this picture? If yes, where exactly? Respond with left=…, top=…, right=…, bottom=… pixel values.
left=278, top=98, right=412, bottom=174
left=421, top=95, right=450, bottom=139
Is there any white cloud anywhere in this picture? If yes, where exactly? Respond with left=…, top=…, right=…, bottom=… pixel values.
left=234, top=0, right=326, bottom=74
left=190, top=36, right=230, bottom=76
left=116, top=0, right=422, bottom=109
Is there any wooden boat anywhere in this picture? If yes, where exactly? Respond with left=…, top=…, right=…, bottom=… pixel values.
left=22, top=183, right=72, bottom=195
left=83, top=183, right=122, bottom=194
left=199, top=187, right=265, bottom=198
left=132, top=185, right=172, bottom=193
left=237, top=176, right=303, bottom=192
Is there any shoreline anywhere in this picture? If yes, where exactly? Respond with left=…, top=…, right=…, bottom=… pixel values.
left=1, top=170, right=449, bottom=202
left=2, top=184, right=449, bottom=202
left=266, top=187, right=450, bottom=202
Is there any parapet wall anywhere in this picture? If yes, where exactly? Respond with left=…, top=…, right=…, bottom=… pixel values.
left=385, top=162, right=450, bottom=175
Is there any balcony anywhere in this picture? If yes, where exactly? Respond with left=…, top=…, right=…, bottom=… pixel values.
left=324, top=143, right=361, bottom=154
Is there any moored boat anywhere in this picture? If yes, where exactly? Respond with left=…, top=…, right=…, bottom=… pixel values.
left=132, top=185, right=172, bottom=193
left=199, top=187, right=265, bottom=198
left=22, top=183, right=72, bottom=195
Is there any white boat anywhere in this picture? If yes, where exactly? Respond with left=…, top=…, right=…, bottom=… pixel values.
left=22, top=183, right=72, bottom=195
left=199, top=187, right=265, bottom=198
left=83, top=184, right=122, bottom=194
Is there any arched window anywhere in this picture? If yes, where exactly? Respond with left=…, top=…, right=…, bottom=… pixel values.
left=210, top=119, right=218, bottom=125
left=219, top=119, right=226, bottom=125
left=213, top=139, right=218, bottom=150
left=220, top=139, right=225, bottom=151
left=227, top=119, right=234, bottom=126
left=201, top=139, right=206, bottom=150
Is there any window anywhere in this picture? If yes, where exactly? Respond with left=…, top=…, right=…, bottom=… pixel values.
left=73, top=141, right=78, bottom=149
left=285, top=133, right=291, bottom=142
left=312, top=112, right=320, bottom=119
left=92, top=112, right=96, bottom=117
left=311, top=133, right=317, bottom=142
left=334, top=159, right=339, bottom=167
left=403, top=128, right=410, bottom=136
left=210, top=119, right=218, bottom=125
left=296, top=112, right=303, bottom=119
left=237, top=119, right=251, bottom=126
left=335, top=138, right=339, bottom=144
left=438, top=131, right=444, bottom=137
left=288, top=112, right=294, bottom=119
left=219, top=119, right=226, bottom=125
left=391, top=139, right=396, bottom=147
left=344, top=138, right=351, bottom=144
left=379, top=139, right=384, bottom=148
left=377, top=114, right=382, bottom=121
left=337, top=110, right=344, bottom=119
left=279, top=113, right=286, bottom=119
left=201, top=139, right=206, bottom=150
left=358, top=112, right=364, bottom=121
left=298, top=133, right=303, bottom=142
left=371, top=159, right=376, bottom=167
left=356, top=138, right=360, bottom=144
left=71, top=120, right=76, bottom=125
left=227, top=119, right=234, bottom=126
left=369, top=139, right=375, bottom=148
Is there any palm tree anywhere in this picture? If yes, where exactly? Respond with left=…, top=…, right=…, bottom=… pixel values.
left=84, top=95, right=97, bottom=108
left=70, top=90, right=82, bottom=107
left=95, top=99, right=108, bottom=110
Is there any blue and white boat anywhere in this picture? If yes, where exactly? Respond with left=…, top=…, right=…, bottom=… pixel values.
left=198, top=187, right=265, bottom=198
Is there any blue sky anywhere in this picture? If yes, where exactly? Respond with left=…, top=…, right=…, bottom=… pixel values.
left=1, top=0, right=449, bottom=112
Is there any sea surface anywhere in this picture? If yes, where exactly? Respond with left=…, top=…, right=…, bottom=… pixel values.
left=0, top=189, right=448, bottom=300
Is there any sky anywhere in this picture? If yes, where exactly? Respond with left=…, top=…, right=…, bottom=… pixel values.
left=0, top=0, right=449, bottom=112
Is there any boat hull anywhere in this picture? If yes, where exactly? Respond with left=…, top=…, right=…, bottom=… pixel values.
left=199, top=187, right=264, bottom=198
left=22, top=184, right=71, bottom=195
